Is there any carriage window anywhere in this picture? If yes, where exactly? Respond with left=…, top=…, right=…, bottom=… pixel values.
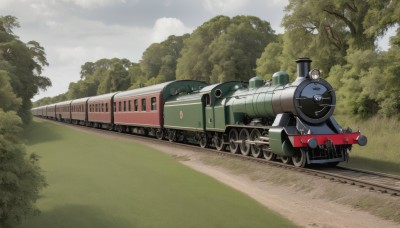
left=141, top=98, right=146, bottom=111
left=95, top=104, right=98, bottom=112
left=124, top=101, right=126, bottom=112
left=106, top=103, right=108, bottom=112
left=134, top=99, right=138, bottom=111
left=151, top=97, right=157, bottom=111
left=119, top=102, right=122, bottom=112
left=128, top=100, right=131, bottom=111
left=102, top=103, right=104, bottom=112
left=113, top=102, right=116, bottom=112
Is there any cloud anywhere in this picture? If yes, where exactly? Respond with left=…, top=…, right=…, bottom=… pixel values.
left=62, top=0, right=128, bottom=9
left=203, top=0, right=248, bottom=14
left=151, top=17, right=191, bottom=43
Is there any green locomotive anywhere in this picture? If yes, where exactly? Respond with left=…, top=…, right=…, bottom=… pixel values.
left=163, top=58, right=367, bottom=167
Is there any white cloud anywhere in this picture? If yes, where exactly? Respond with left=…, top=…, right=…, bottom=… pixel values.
left=203, top=0, right=248, bottom=14
left=151, top=17, right=191, bottom=43
left=63, top=0, right=128, bottom=8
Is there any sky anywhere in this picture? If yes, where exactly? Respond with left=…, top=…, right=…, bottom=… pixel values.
left=0, top=0, right=288, bottom=101
left=0, top=0, right=395, bottom=101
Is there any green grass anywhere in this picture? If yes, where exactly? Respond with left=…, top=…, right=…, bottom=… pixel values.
left=19, top=118, right=296, bottom=228
left=336, top=115, right=400, bottom=175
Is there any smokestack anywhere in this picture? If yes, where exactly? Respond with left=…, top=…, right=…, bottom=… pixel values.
left=296, top=57, right=312, bottom=78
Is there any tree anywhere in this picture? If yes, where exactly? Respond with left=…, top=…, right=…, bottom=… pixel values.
left=176, top=15, right=276, bottom=83
left=109, top=63, right=130, bottom=92
left=0, top=15, right=51, bottom=123
left=0, top=109, right=47, bottom=227
left=140, top=34, right=188, bottom=83
left=275, top=0, right=398, bottom=76
left=0, top=70, right=21, bottom=111
left=256, top=41, right=283, bottom=78
left=176, top=15, right=232, bottom=82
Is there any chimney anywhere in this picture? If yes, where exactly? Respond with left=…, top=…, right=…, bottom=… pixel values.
left=296, top=57, right=312, bottom=78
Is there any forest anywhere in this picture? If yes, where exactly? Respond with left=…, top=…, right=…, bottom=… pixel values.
left=35, top=0, right=400, bottom=119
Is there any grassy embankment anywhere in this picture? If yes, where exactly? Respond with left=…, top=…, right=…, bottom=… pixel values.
left=19, top=118, right=295, bottom=228
left=336, top=115, right=400, bottom=175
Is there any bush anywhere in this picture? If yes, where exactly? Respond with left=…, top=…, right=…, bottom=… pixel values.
left=0, top=110, right=46, bottom=227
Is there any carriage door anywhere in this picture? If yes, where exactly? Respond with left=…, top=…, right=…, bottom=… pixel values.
left=204, top=93, right=215, bottom=129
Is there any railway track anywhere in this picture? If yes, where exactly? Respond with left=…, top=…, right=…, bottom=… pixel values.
left=43, top=118, right=400, bottom=196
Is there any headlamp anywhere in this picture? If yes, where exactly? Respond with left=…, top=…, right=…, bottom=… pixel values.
left=309, top=68, right=320, bottom=80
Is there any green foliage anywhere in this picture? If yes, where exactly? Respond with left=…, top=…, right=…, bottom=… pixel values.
left=265, top=0, right=398, bottom=79
left=0, top=15, right=48, bottom=227
left=141, top=34, right=188, bottom=84
left=256, top=41, right=283, bottom=78
left=0, top=15, right=51, bottom=123
left=0, top=70, right=21, bottom=111
left=177, top=15, right=276, bottom=83
left=327, top=48, right=400, bottom=118
left=0, top=110, right=46, bottom=227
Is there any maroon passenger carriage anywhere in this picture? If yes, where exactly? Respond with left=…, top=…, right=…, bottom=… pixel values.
left=71, top=97, right=90, bottom=125
left=87, top=92, right=119, bottom=129
left=55, top=100, right=72, bottom=122
left=45, top=104, right=56, bottom=119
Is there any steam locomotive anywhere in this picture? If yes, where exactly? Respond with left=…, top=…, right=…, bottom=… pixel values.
left=32, top=58, right=367, bottom=167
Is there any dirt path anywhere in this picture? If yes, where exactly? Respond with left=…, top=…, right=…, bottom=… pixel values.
left=61, top=122, right=400, bottom=228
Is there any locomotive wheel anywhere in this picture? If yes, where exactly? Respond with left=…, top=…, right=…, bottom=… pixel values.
left=214, top=134, right=225, bottom=151
left=292, top=149, right=307, bottom=168
left=250, top=129, right=262, bottom=158
left=199, top=132, right=209, bottom=148
left=263, top=150, right=276, bottom=161
left=239, top=128, right=251, bottom=156
left=228, top=129, right=240, bottom=154
left=281, top=156, right=292, bottom=164
left=155, top=129, right=164, bottom=140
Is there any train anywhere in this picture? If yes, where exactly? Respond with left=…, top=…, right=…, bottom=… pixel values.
left=32, top=58, right=367, bottom=167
